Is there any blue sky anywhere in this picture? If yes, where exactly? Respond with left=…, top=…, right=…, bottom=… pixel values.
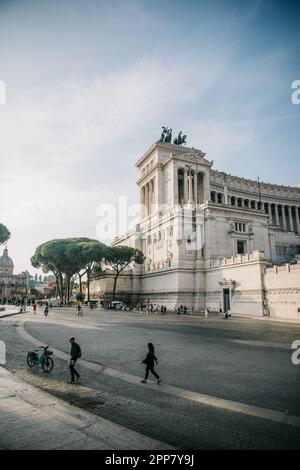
left=0, top=0, right=299, bottom=272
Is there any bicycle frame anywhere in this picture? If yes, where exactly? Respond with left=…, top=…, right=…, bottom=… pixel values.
left=35, top=350, right=47, bottom=366
left=30, top=347, right=51, bottom=367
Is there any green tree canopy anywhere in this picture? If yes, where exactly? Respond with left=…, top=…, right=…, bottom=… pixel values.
left=105, top=246, right=144, bottom=300
left=31, top=237, right=107, bottom=303
left=0, top=223, right=10, bottom=245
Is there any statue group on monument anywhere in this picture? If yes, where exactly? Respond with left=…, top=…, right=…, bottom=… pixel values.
left=159, top=127, right=187, bottom=146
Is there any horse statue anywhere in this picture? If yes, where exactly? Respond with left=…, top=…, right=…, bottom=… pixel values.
left=159, top=126, right=172, bottom=143
left=173, top=131, right=187, bottom=145
left=164, top=128, right=172, bottom=142
left=159, top=126, right=168, bottom=142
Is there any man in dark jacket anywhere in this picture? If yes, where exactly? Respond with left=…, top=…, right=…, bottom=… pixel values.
left=68, top=336, right=81, bottom=383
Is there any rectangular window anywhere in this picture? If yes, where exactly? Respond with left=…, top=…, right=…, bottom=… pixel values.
left=237, top=240, right=245, bottom=254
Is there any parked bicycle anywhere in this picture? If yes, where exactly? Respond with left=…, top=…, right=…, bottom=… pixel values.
left=27, top=345, right=54, bottom=372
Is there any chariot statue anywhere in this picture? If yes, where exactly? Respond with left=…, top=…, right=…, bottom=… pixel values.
left=158, top=127, right=186, bottom=145
left=173, top=131, right=187, bottom=145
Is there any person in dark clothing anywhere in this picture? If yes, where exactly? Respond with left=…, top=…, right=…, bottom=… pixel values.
left=68, top=336, right=81, bottom=383
left=141, top=342, right=161, bottom=384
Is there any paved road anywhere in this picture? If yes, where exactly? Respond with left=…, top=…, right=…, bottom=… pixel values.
left=1, top=307, right=300, bottom=449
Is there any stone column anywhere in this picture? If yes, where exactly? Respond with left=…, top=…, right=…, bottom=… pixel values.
left=193, top=171, right=198, bottom=204
left=188, top=171, right=193, bottom=203
left=152, top=177, right=155, bottom=207
left=145, top=183, right=149, bottom=216
left=151, top=178, right=155, bottom=214
left=173, top=166, right=178, bottom=205
left=287, top=205, right=293, bottom=232
left=148, top=180, right=152, bottom=215
left=281, top=206, right=287, bottom=230
left=203, top=172, right=211, bottom=202
left=274, top=204, right=279, bottom=226
left=295, top=206, right=300, bottom=233
left=155, top=165, right=163, bottom=205
left=224, top=180, right=228, bottom=205
left=184, top=169, right=188, bottom=204
left=140, top=186, right=145, bottom=218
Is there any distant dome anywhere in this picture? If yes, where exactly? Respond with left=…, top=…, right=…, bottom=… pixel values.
left=0, top=247, right=14, bottom=274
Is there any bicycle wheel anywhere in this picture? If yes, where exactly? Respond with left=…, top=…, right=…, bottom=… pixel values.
left=27, top=355, right=36, bottom=368
left=42, top=357, right=54, bottom=373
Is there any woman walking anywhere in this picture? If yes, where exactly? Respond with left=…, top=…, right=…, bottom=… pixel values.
left=141, top=342, right=161, bottom=384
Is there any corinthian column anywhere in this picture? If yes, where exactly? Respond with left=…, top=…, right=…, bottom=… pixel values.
left=274, top=204, right=279, bottom=226
left=173, top=166, right=178, bottom=205
left=188, top=171, right=193, bottom=204
left=295, top=207, right=300, bottom=233
left=140, top=186, right=145, bottom=218
left=281, top=206, right=287, bottom=230
left=193, top=171, right=198, bottom=204
left=287, top=205, right=293, bottom=232
left=184, top=169, right=188, bottom=204
left=145, top=183, right=149, bottom=216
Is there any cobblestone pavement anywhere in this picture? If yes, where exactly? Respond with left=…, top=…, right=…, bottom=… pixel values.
left=1, top=308, right=300, bottom=449
left=0, top=366, right=172, bottom=450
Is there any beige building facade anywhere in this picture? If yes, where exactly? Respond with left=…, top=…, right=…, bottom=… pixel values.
left=91, top=141, right=300, bottom=320
left=0, top=248, right=28, bottom=300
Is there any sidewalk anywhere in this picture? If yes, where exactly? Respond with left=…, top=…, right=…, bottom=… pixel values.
left=0, top=305, right=27, bottom=319
left=0, top=366, right=172, bottom=450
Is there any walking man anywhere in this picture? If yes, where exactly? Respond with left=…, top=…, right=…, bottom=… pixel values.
left=68, top=336, right=81, bottom=384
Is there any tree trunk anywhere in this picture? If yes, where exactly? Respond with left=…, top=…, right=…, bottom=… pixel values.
left=112, top=273, right=119, bottom=301
left=66, top=275, right=71, bottom=303
left=65, top=278, right=68, bottom=304
left=55, top=275, right=60, bottom=300
left=87, top=270, right=90, bottom=303
left=59, top=273, right=64, bottom=304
